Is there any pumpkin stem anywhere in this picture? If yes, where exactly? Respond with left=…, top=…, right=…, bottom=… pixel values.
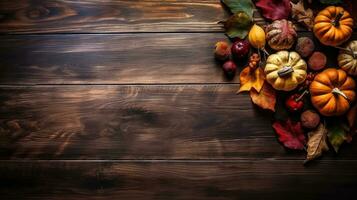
left=295, top=90, right=309, bottom=102
left=332, top=11, right=344, bottom=27
left=332, top=88, right=348, bottom=100
left=278, top=66, right=294, bottom=77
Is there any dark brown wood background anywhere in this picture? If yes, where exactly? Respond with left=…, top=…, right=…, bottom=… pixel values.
left=0, top=0, right=356, bottom=199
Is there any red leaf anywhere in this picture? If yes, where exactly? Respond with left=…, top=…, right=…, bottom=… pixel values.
left=255, top=0, right=291, bottom=21
left=272, top=119, right=306, bottom=150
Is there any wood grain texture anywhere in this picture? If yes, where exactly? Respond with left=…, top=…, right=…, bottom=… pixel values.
left=0, top=0, right=229, bottom=34
left=1, top=160, right=357, bottom=200
left=0, top=85, right=356, bottom=160
left=0, top=85, right=271, bottom=159
left=1, top=1, right=357, bottom=199
left=0, top=32, right=354, bottom=84
left=0, top=0, right=273, bottom=34
left=0, top=33, right=236, bottom=84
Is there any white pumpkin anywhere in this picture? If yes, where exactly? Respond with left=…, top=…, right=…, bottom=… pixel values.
left=265, top=51, right=307, bottom=91
left=338, top=40, right=357, bottom=76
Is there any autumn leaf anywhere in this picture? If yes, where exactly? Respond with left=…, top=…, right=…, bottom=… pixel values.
left=255, top=0, right=291, bottom=21
left=305, top=124, right=329, bottom=162
left=291, top=0, right=314, bottom=31
left=238, top=66, right=265, bottom=93
left=327, top=121, right=347, bottom=153
left=272, top=119, right=306, bottom=150
left=221, top=0, right=254, bottom=18
left=221, top=11, right=252, bottom=39
left=250, top=82, right=276, bottom=112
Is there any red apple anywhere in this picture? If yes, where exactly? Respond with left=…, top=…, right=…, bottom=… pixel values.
left=231, top=39, right=250, bottom=59
left=222, top=60, right=237, bottom=78
left=285, top=94, right=304, bottom=112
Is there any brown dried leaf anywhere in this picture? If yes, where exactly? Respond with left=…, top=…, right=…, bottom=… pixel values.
left=291, top=0, right=314, bottom=31
left=306, top=124, right=329, bottom=162
left=250, top=82, right=276, bottom=112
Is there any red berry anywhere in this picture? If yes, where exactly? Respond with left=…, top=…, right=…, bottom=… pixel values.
left=222, top=61, right=237, bottom=78
left=231, top=39, right=250, bottom=59
left=285, top=94, right=304, bottom=112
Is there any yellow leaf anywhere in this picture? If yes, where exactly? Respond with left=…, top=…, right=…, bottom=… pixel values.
left=238, top=67, right=265, bottom=93
left=250, top=82, right=276, bottom=112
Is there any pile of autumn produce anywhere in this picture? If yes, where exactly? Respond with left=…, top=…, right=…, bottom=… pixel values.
left=215, top=0, right=357, bottom=163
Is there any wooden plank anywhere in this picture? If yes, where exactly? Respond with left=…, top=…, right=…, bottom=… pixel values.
left=0, top=0, right=275, bottom=34
left=0, top=32, right=352, bottom=84
left=0, top=85, right=356, bottom=160
left=0, top=85, right=270, bottom=159
left=0, top=160, right=357, bottom=199
left=0, top=0, right=230, bottom=34
left=0, top=33, right=238, bottom=84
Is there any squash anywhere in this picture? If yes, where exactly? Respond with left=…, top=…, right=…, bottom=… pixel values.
left=265, top=51, right=307, bottom=91
left=338, top=40, right=357, bottom=76
left=266, top=19, right=297, bottom=50
left=313, top=6, right=353, bottom=47
left=248, top=24, right=266, bottom=49
left=310, top=68, right=356, bottom=116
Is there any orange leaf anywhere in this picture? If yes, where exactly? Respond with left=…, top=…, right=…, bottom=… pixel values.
left=238, top=66, right=265, bottom=93
left=250, top=82, right=276, bottom=112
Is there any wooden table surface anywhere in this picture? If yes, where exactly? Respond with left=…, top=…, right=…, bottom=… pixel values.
left=0, top=1, right=356, bottom=199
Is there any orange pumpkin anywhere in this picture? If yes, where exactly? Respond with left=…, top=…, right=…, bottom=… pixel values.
left=310, top=68, right=356, bottom=116
left=313, top=6, right=353, bottom=47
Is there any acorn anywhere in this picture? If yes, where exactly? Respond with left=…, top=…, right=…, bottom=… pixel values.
left=301, top=110, right=320, bottom=129
left=308, top=52, right=326, bottom=71
left=295, top=37, right=315, bottom=58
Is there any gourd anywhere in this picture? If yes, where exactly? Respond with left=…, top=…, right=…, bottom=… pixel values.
left=338, top=40, right=357, bottom=76
left=310, top=68, right=356, bottom=116
left=313, top=6, right=353, bottom=47
left=265, top=51, right=307, bottom=91
left=266, top=19, right=297, bottom=50
left=248, top=24, right=266, bottom=49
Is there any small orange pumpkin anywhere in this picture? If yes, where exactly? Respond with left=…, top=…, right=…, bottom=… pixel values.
left=310, top=68, right=356, bottom=116
left=313, top=6, right=353, bottom=47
